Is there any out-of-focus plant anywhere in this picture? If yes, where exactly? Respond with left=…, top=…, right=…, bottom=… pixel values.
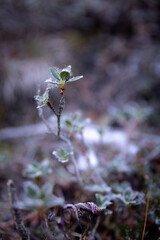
left=108, top=102, right=153, bottom=125
left=53, top=147, right=73, bottom=163
left=23, top=181, right=64, bottom=210
left=62, top=111, right=90, bottom=135
left=23, top=159, right=52, bottom=179
left=22, top=158, right=64, bottom=211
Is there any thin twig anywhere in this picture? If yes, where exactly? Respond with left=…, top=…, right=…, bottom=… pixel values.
left=89, top=216, right=101, bottom=240
left=47, top=100, right=57, bottom=116
left=7, top=180, right=30, bottom=240
left=70, top=154, right=83, bottom=187
left=141, top=196, right=149, bottom=240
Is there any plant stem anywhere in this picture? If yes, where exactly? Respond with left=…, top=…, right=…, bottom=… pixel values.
left=57, top=115, right=61, bottom=137
left=57, top=95, right=65, bottom=136
left=47, top=100, right=57, bottom=116
left=141, top=196, right=149, bottom=240
left=7, top=179, right=30, bottom=240
left=47, top=96, right=65, bottom=137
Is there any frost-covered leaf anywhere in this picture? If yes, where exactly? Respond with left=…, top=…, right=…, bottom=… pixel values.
left=96, top=193, right=112, bottom=210
left=24, top=181, right=41, bottom=199
left=67, top=75, right=83, bottom=83
left=53, top=147, right=73, bottom=163
left=48, top=65, right=83, bottom=87
left=50, top=67, right=60, bottom=80
left=108, top=103, right=153, bottom=124
left=45, top=78, right=60, bottom=87
left=41, top=182, right=53, bottom=196
left=95, top=193, right=113, bottom=215
left=40, top=158, right=51, bottom=169
left=111, top=182, right=131, bottom=193
left=34, top=88, right=49, bottom=108
left=65, top=65, right=71, bottom=73
left=109, top=156, right=130, bottom=173
left=23, top=159, right=52, bottom=178
left=95, top=186, right=145, bottom=211
left=23, top=181, right=64, bottom=209
left=85, top=184, right=111, bottom=193
left=115, top=187, right=145, bottom=206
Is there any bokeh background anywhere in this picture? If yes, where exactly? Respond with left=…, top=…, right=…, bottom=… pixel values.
left=0, top=0, right=160, bottom=128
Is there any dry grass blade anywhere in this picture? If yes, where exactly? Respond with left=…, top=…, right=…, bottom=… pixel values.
left=141, top=196, right=149, bottom=240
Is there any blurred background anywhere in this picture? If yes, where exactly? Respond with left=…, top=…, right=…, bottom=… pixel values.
left=0, top=0, right=160, bottom=128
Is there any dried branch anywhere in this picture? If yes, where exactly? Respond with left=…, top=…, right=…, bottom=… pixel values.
left=7, top=180, right=30, bottom=240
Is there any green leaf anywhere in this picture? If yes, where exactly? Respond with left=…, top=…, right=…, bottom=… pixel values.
left=23, top=166, right=40, bottom=178
left=24, top=181, right=41, bottom=199
left=52, top=147, right=73, bottom=163
left=65, top=119, right=72, bottom=128
left=60, top=71, right=70, bottom=81
left=59, top=65, right=71, bottom=81
left=50, top=67, right=60, bottom=80
left=67, top=75, right=83, bottom=83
